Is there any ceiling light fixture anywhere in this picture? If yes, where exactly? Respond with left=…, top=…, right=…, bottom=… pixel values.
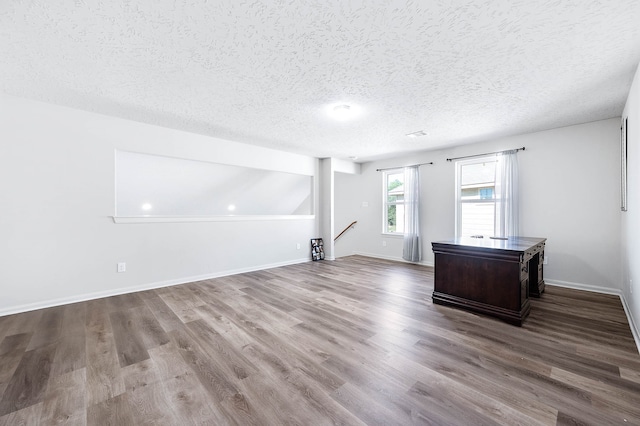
left=332, top=104, right=352, bottom=121
left=334, top=104, right=350, bottom=114
left=406, top=130, right=427, bottom=138
left=327, top=103, right=361, bottom=121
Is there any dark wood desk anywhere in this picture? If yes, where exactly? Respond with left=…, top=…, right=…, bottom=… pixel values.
left=432, top=237, right=546, bottom=326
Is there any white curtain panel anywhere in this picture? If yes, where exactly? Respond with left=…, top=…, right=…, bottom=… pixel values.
left=495, top=150, right=519, bottom=237
left=402, top=165, right=422, bottom=262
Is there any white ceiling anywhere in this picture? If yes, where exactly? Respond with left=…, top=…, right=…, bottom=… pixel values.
left=2, top=1, right=639, bottom=162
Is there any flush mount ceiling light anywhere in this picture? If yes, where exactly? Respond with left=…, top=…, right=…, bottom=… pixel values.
left=327, top=103, right=361, bottom=121
left=406, top=130, right=428, bottom=138
left=333, top=104, right=351, bottom=116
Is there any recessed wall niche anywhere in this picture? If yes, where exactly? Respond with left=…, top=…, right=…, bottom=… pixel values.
left=115, top=150, right=313, bottom=218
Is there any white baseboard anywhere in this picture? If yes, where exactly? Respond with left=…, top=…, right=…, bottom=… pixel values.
left=619, top=294, right=640, bottom=355
left=545, top=279, right=640, bottom=355
left=545, top=278, right=621, bottom=295
left=0, top=257, right=311, bottom=317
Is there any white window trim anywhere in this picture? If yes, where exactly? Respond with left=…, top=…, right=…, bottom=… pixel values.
left=382, top=168, right=405, bottom=235
left=455, top=156, right=497, bottom=238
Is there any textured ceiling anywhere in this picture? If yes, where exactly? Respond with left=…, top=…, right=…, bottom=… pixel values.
left=1, top=1, right=640, bottom=161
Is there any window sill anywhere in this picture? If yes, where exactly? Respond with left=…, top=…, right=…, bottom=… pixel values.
left=382, top=232, right=404, bottom=238
left=112, top=215, right=315, bottom=224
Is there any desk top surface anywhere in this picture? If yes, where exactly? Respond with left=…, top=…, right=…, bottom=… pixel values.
left=432, top=236, right=546, bottom=252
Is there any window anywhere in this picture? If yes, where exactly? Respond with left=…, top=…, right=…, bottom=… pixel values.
left=455, top=157, right=497, bottom=237
left=383, top=169, right=405, bottom=234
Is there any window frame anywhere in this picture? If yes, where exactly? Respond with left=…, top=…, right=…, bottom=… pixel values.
left=455, top=156, right=498, bottom=238
left=382, top=168, right=405, bottom=235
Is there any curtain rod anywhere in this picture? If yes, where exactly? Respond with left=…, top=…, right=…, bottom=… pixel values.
left=375, top=161, right=434, bottom=172
left=446, top=147, right=525, bottom=162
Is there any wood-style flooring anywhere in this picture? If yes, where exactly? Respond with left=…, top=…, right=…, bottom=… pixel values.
left=0, top=255, right=639, bottom=425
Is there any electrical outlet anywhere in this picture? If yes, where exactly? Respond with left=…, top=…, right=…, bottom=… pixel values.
left=296, top=243, right=301, bottom=250
left=117, top=262, right=126, bottom=273
left=382, top=241, right=387, bottom=247
left=543, top=255, right=548, bottom=265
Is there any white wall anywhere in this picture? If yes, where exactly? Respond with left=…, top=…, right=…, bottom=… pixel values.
left=334, top=172, right=364, bottom=257
left=0, top=94, right=318, bottom=315
left=622, top=64, right=640, bottom=347
left=320, top=158, right=362, bottom=260
left=336, top=119, right=622, bottom=293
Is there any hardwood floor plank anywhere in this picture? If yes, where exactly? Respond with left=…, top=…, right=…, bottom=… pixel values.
left=109, top=314, right=149, bottom=368
left=39, top=368, right=86, bottom=425
left=239, top=285, right=300, bottom=313
left=124, top=343, right=231, bottom=425
left=185, top=319, right=258, bottom=381
left=125, top=379, right=179, bottom=425
left=169, top=327, right=242, bottom=403
left=50, top=303, right=87, bottom=378
left=108, top=304, right=170, bottom=368
left=387, top=350, right=559, bottom=425
left=86, top=393, right=135, bottom=426
left=0, top=401, right=43, bottom=426
left=576, top=343, right=640, bottom=370
left=410, top=323, right=624, bottom=387
left=84, top=299, right=125, bottom=406
left=26, top=306, right=64, bottom=351
left=157, top=290, right=202, bottom=323
left=292, top=319, right=390, bottom=364
left=550, top=366, right=640, bottom=421
left=233, top=372, right=318, bottom=426
left=142, top=294, right=184, bottom=333
left=105, top=293, right=144, bottom=312
left=447, top=343, right=620, bottom=425
left=0, top=311, right=42, bottom=345
left=620, top=366, right=640, bottom=385
left=323, top=357, right=418, bottom=424
left=239, top=341, right=365, bottom=426
left=407, top=379, right=526, bottom=426
left=158, top=373, right=232, bottom=425
left=0, top=343, right=56, bottom=416
left=193, top=303, right=254, bottom=344
left=330, top=382, right=413, bottom=426
left=403, top=312, right=631, bottom=398
left=221, top=293, right=303, bottom=331
left=195, top=294, right=344, bottom=385
left=0, top=333, right=31, bottom=399
left=290, top=302, right=377, bottom=341
left=134, top=305, right=171, bottom=350
left=306, top=296, right=379, bottom=332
